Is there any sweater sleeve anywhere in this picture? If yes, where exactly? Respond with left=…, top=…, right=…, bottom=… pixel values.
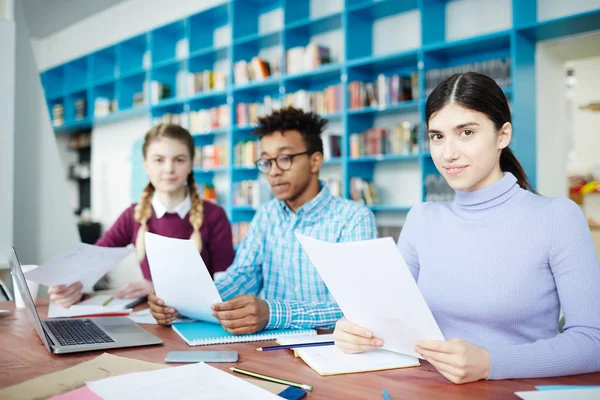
left=486, top=198, right=600, bottom=379
left=206, top=204, right=235, bottom=274
left=397, top=205, right=422, bottom=282
left=95, top=206, right=135, bottom=248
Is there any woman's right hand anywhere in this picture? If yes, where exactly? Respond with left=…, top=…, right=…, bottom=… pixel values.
left=48, top=282, right=84, bottom=308
left=148, top=293, right=180, bottom=325
left=333, top=317, right=384, bottom=354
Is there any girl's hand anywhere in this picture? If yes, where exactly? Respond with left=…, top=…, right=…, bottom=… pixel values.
left=115, top=280, right=154, bottom=299
left=333, top=317, right=384, bottom=353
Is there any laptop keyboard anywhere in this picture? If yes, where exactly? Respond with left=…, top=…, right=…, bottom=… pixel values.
left=46, top=319, right=115, bottom=346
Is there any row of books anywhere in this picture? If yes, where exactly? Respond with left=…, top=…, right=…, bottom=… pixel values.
left=286, top=42, right=332, bottom=74
left=148, top=81, right=171, bottom=104
left=349, top=122, right=419, bottom=158
left=234, top=57, right=278, bottom=85
left=350, top=178, right=380, bottom=206
left=193, top=145, right=227, bottom=170
left=234, top=141, right=260, bottom=167
left=284, top=85, right=343, bottom=116
left=52, top=103, right=65, bottom=126
left=94, top=98, right=118, bottom=117
left=153, top=106, right=230, bottom=133
left=348, top=73, right=418, bottom=110
left=424, top=174, right=455, bottom=202
left=188, top=70, right=227, bottom=94
left=323, top=133, right=342, bottom=160
left=425, top=57, right=511, bottom=96
left=233, top=179, right=273, bottom=207
left=236, top=97, right=283, bottom=126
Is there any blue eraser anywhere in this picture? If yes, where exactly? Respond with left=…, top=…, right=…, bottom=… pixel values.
left=278, top=386, right=307, bottom=400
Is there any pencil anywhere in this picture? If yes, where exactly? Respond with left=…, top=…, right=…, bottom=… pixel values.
left=102, top=296, right=114, bottom=306
left=256, top=341, right=335, bottom=351
left=229, top=367, right=313, bottom=391
left=383, top=389, right=391, bottom=400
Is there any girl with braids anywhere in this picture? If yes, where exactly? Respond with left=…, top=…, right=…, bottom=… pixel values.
left=334, top=73, right=600, bottom=383
left=49, top=123, right=235, bottom=307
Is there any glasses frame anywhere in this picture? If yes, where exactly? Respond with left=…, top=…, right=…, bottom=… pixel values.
left=255, top=151, right=312, bottom=173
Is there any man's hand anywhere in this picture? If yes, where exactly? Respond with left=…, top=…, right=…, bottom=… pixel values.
left=48, top=282, right=84, bottom=308
left=115, top=279, right=154, bottom=299
left=333, top=317, right=383, bottom=353
left=148, top=293, right=180, bottom=325
left=415, top=338, right=491, bottom=384
left=211, top=294, right=269, bottom=335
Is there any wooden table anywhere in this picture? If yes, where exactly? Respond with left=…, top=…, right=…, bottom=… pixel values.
left=1, top=300, right=599, bottom=399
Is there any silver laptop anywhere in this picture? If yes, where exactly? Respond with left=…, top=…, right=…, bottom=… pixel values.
left=9, top=246, right=162, bottom=354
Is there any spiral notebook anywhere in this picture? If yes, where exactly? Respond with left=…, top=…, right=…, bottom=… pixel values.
left=172, top=321, right=317, bottom=346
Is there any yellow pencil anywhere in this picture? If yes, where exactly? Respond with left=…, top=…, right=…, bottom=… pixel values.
left=102, top=296, right=114, bottom=306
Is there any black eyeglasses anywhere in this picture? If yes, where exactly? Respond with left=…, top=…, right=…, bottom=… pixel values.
left=255, top=151, right=311, bottom=173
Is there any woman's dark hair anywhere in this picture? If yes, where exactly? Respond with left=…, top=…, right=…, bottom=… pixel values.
left=425, top=72, right=535, bottom=192
left=253, top=107, right=327, bottom=154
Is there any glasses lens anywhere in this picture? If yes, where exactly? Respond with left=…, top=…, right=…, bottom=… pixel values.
left=256, top=159, right=270, bottom=172
left=277, top=155, right=292, bottom=170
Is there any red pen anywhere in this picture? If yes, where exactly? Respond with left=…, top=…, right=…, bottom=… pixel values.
left=71, top=312, right=130, bottom=318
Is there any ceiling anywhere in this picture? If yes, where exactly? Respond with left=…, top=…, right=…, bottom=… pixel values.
left=21, top=0, right=127, bottom=39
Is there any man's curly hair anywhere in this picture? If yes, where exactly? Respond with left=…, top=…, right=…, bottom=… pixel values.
left=253, top=107, right=327, bottom=154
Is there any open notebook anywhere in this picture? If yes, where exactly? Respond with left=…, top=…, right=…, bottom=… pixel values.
left=276, top=334, right=420, bottom=376
left=172, top=321, right=316, bottom=346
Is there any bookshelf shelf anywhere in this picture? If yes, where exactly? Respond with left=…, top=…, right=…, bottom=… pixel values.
left=40, top=0, right=600, bottom=222
left=193, top=166, right=228, bottom=174
left=348, top=101, right=419, bottom=116
left=368, top=205, right=412, bottom=212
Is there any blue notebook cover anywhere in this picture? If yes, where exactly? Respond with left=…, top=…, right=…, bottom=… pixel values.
left=172, top=321, right=317, bottom=346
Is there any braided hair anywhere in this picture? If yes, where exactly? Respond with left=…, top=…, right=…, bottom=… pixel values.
left=134, top=124, right=204, bottom=261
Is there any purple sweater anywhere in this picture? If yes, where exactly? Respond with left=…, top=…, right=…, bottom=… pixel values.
left=398, top=172, right=600, bottom=379
left=96, top=201, right=235, bottom=280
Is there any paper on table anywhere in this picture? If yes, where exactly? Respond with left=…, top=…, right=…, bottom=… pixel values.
left=295, top=233, right=444, bottom=358
left=515, top=389, right=600, bottom=399
left=24, top=243, right=133, bottom=292
left=0, top=353, right=167, bottom=400
left=145, top=232, right=222, bottom=322
left=128, top=308, right=195, bottom=325
left=48, top=302, right=130, bottom=318
left=86, top=362, right=282, bottom=400
left=79, top=294, right=141, bottom=309
left=277, top=334, right=420, bottom=376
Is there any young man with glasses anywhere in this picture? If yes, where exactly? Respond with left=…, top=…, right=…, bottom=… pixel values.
left=149, top=107, right=377, bottom=334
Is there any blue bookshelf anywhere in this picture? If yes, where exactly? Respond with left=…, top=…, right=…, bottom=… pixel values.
left=40, top=0, right=600, bottom=224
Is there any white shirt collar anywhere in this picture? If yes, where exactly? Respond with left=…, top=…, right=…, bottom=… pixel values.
left=152, top=194, right=191, bottom=219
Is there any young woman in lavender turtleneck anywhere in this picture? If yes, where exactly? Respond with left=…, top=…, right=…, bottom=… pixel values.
left=48, top=123, right=235, bottom=307
left=333, top=72, right=600, bottom=383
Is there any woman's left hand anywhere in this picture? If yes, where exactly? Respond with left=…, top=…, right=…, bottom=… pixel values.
left=115, top=280, right=154, bottom=299
left=415, top=338, right=490, bottom=384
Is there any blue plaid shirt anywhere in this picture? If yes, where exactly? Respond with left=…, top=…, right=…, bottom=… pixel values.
left=215, top=183, right=377, bottom=330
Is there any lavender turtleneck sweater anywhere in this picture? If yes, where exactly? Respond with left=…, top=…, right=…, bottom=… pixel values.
left=398, top=172, right=600, bottom=379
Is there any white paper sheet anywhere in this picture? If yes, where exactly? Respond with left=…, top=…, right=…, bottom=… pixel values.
left=515, top=389, right=600, bottom=399
left=86, top=362, right=281, bottom=400
left=144, top=232, right=222, bottom=322
left=48, top=302, right=130, bottom=318
left=128, top=309, right=195, bottom=325
left=24, top=243, right=133, bottom=292
left=295, top=233, right=445, bottom=358
left=277, top=334, right=419, bottom=375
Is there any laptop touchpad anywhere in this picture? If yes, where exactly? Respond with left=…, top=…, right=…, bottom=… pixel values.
left=104, top=325, right=142, bottom=334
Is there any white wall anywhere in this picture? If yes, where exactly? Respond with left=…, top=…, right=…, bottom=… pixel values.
left=538, top=0, right=600, bottom=21
left=13, top=1, right=80, bottom=265
left=0, top=17, right=15, bottom=267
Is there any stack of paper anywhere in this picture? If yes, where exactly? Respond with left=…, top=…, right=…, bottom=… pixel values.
left=277, top=334, right=420, bottom=376
left=48, top=302, right=130, bottom=318
left=85, top=362, right=282, bottom=400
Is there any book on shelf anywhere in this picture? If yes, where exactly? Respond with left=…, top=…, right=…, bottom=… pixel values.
left=94, top=98, right=116, bottom=118
left=349, top=122, right=419, bottom=158
left=350, top=178, right=380, bottom=206
left=286, top=42, right=332, bottom=75
left=148, top=81, right=171, bottom=104
left=234, top=57, right=278, bottom=85
left=324, top=179, right=342, bottom=197
left=188, top=70, right=227, bottom=94
left=154, top=106, right=230, bottom=132
left=233, top=179, right=273, bottom=208
left=75, top=98, right=87, bottom=120
left=52, top=103, right=64, bottom=126
left=323, top=133, right=342, bottom=160
left=232, top=222, right=250, bottom=247
left=236, top=97, right=282, bottom=126
left=284, top=84, right=343, bottom=116
left=348, top=72, right=418, bottom=110
left=193, top=145, right=227, bottom=169
left=425, top=57, right=511, bottom=96
left=234, top=141, right=260, bottom=167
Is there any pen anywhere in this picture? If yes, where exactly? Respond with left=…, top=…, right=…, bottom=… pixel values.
left=256, top=341, right=335, bottom=351
left=382, top=389, right=391, bottom=400
left=72, top=312, right=130, bottom=318
left=229, top=367, right=313, bottom=391
left=102, top=296, right=114, bottom=306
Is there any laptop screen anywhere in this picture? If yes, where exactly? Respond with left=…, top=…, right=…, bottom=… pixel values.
left=9, top=247, right=53, bottom=352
